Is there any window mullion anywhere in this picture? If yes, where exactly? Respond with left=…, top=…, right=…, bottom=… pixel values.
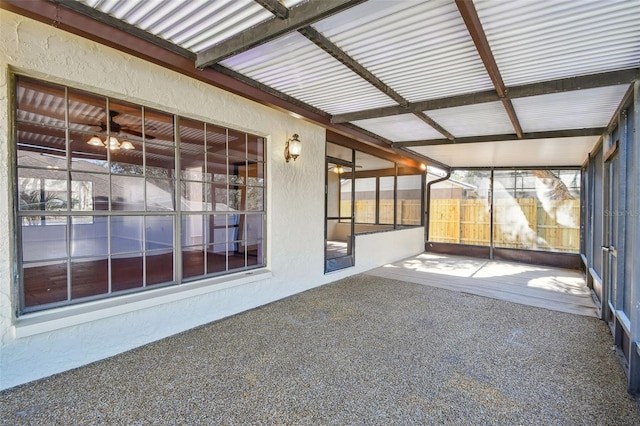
left=174, top=115, right=182, bottom=285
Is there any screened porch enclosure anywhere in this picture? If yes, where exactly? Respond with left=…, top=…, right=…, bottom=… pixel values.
left=428, top=169, right=581, bottom=254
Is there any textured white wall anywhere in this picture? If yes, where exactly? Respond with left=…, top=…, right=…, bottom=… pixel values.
left=0, top=10, right=425, bottom=390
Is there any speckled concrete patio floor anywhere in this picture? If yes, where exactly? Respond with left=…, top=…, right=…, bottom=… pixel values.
left=1, top=274, right=639, bottom=425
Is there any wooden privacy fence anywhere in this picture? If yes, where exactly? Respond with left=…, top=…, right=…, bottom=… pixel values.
left=342, top=200, right=422, bottom=225
left=429, top=198, right=580, bottom=253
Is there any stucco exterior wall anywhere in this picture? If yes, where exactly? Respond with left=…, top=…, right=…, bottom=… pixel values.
left=0, top=10, right=425, bottom=390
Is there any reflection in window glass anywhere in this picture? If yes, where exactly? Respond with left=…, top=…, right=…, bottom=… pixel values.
left=18, top=169, right=68, bottom=212
left=17, top=123, right=67, bottom=167
left=23, top=261, right=67, bottom=307
left=71, top=257, right=108, bottom=299
left=247, top=134, right=264, bottom=161
left=69, top=128, right=109, bottom=171
left=228, top=130, right=246, bottom=159
left=146, top=178, right=174, bottom=211
left=68, top=89, right=106, bottom=132
left=111, top=216, right=144, bottom=253
left=15, top=76, right=266, bottom=313
left=18, top=78, right=67, bottom=127
left=72, top=172, right=108, bottom=211
left=111, top=175, right=145, bottom=210
left=71, top=216, right=107, bottom=257
left=146, top=250, right=174, bottom=285
left=112, top=253, right=144, bottom=292
left=21, top=218, right=67, bottom=261
left=182, top=180, right=206, bottom=211
left=146, top=216, right=174, bottom=250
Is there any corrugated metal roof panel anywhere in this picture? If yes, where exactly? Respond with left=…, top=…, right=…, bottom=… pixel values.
left=512, top=85, right=630, bottom=133
left=424, top=101, right=515, bottom=137
left=82, top=0, right=306, bottom=53
left=221, top=32, right=398, bottom=115
left=352, top=114, right=444, bottom=142
left=312, top=0, right=494, bottom=103
left=475, top=0, right=640, bottom=86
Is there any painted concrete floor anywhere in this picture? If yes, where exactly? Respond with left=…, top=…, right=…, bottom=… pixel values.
left=367, top=253, right=597, bottom=317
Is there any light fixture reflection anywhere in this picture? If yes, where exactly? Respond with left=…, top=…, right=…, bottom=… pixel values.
left=333, top=165, right=345, bottom=174
left=88, top=136, right=103, bottom=146
left=87, top=136, right=135, bottom=150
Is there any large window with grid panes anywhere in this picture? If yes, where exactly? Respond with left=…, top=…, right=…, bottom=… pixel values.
left=14, top=76, right=265, bottom=313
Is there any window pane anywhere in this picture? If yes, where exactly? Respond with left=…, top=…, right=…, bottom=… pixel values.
left=180, top=118, right=205, bottom=180
left=246, top=214, right=263, bottom=242
left=182, top=246, right=204, bottom=279
left=206, top=244, right=226, bottom=274
left=112, top=253, right=143, bottom=292
left=379, top=176, right=394, bottom=225
left=146, top=140, right=175, bottom=178
left=146, top=215, right=173, bottom=250
left=182, top=214, right=204, bottom=246
left=247, top=161, right=264, bottom=186
left=229, top=161, right=246, bottom=185
left=70, top=129, right=109, bottom=171
left=228, top=186, right=245, bottom=210
left=145, top=109, right=174, bottom=146
left=21, top=216, right=67, bottom=262
left=146, top=250, right=174, bottom=285
left=18, top=169, right=68, bottom=212
left=247, top=134, right=264, bottom=162
left=228, top=251, right=245, bottom=270
left=397, top=175, right=422, bottom=226
left=246, top=242, right=262, bottom=267
left=146, top=178, right=174, bottom=211
left=246, top=187, right=263, bottom=211
left=68, top=89, right=107, bottom=132
left=111, top=175, right=144, bottom=210
left=71, top=216, right=107, bottom=257
left=206, top=124, right=226, bottom=156
left=109, top=100, right=143, bottom=143
left=110, top=148, right=144, bottom=175
left=207, top=214, right=228, bottom=245
left=228, top=130, right=246, bottom=160
left=23, top=261, right=68, bottom=307
left=17, top=123, right=67, bottom=168
left=111, top=216, right=143, bottom=253
left=182, top=180, right=206, bottom=211
left=211, top=185, right=229, bottom=211
left=71, top=172, right=109, bottom=211
left=71, top=257, right=108, bottom=299
left=228, top=214, right=241, bottom=242
left=207, top=154, right=227, bottom=184
left=354, top=178, right=376, bottom=224
left=17, top=77, right=67, bottom=128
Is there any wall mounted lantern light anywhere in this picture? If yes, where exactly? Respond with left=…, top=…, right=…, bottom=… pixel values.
left=88, top=135, right=134, bottom=150
left=284, top=134, right=301, bottom=162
